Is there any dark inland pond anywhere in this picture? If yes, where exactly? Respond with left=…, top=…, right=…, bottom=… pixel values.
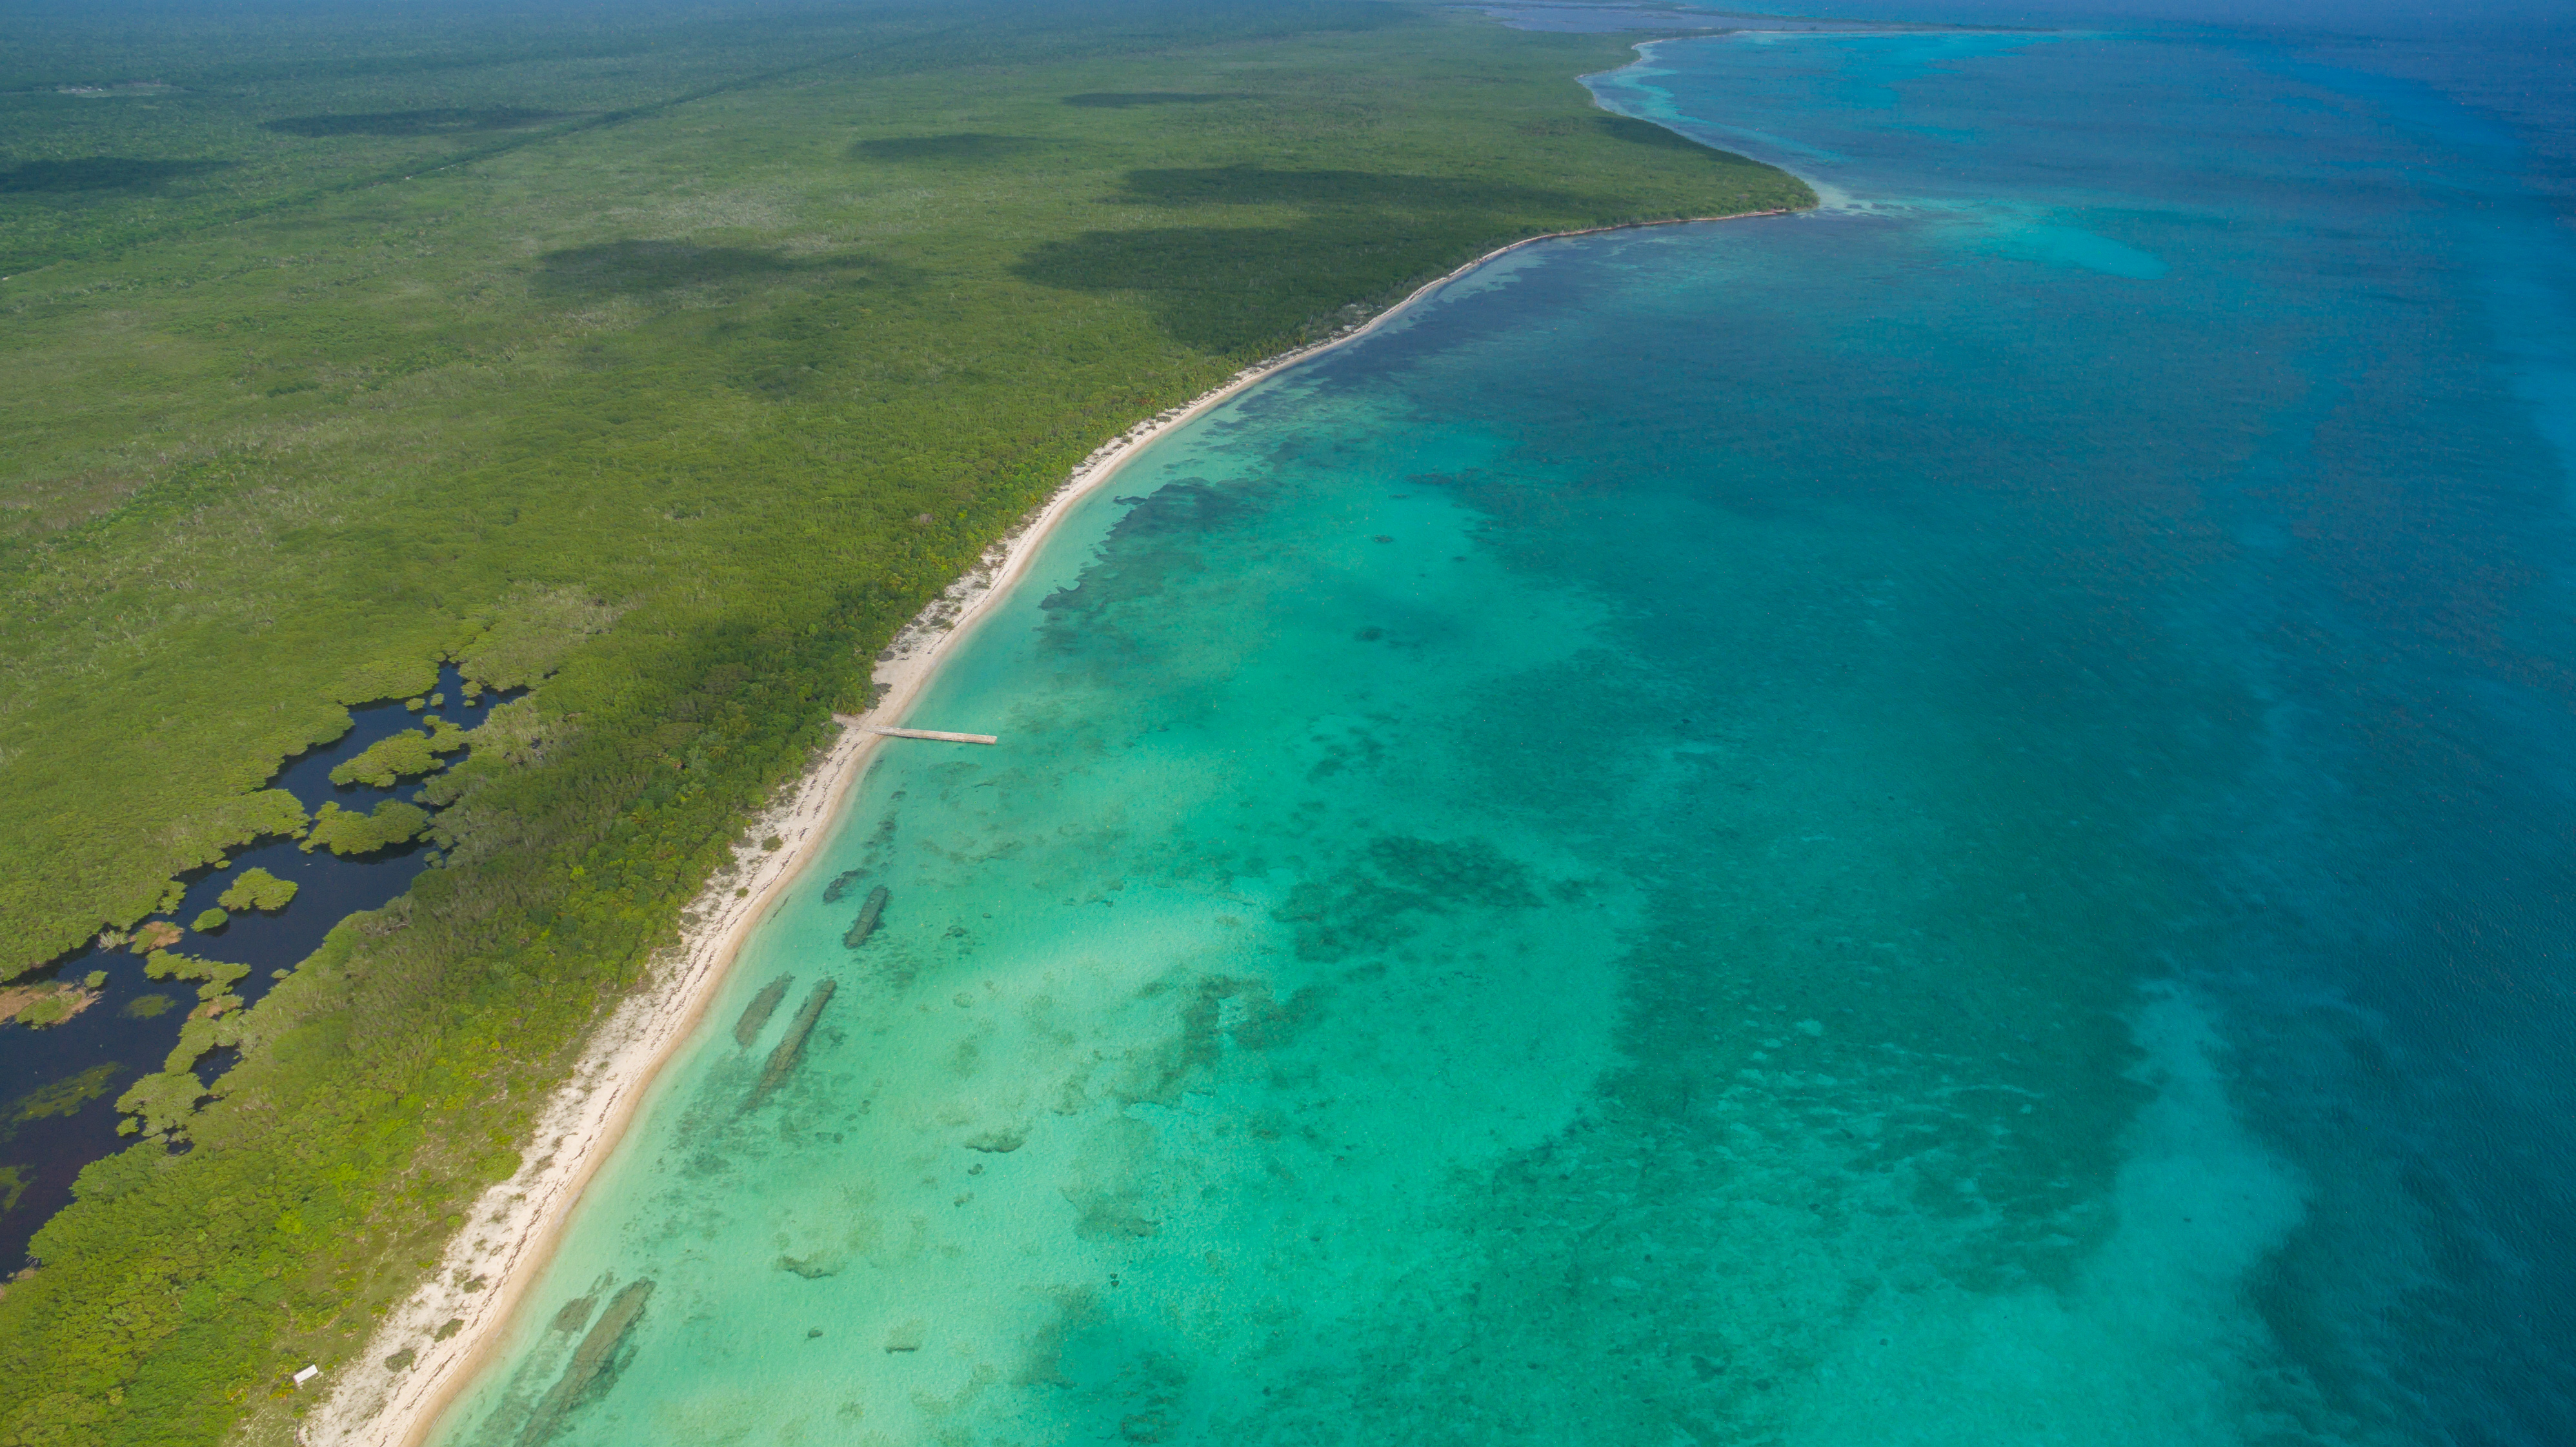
left=0, top=667, right=517, bottom=1270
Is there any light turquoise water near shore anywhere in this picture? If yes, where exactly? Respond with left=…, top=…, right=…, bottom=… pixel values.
left=433, top=19, right=2576, bottom=1446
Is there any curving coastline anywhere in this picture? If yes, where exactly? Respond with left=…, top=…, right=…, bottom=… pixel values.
left=307, top=200, right=1802, bottom=1447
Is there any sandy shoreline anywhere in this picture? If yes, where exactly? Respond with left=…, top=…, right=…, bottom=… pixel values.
left=305, top=202, right=1796, bottom=1447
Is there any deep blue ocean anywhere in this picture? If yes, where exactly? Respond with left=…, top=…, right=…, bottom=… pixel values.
left=424, top=9, right=2576, bottom=1446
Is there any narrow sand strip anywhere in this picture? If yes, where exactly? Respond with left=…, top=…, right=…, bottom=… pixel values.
left=307, top=203, right=1796, bottom=1447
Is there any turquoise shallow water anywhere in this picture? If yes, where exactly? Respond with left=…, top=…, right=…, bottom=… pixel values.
left=432, top=20, right=2576, bottom=1447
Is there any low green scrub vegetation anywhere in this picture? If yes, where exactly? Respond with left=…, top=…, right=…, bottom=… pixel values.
left=112, top=1071, right=217, bottom=1141
left=215, top=869, right=297, bottom=913
left=0, top=1, right=1808, bottom=1441
left=328, top=718, right=467, bottom=788
left=126, top=922, right=182, bottom=955
left=299, top=800, right=432, bottom=857
left=141, top=950, right=253, bottom=1007
left=3, top=989, right=83, bottom=1030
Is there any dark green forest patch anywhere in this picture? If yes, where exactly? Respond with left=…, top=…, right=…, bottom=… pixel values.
left=534, top=239, right=801, bottom=295
left=532, top=239, right=913, bottom=298
left=1107, top=163, right=1588, bottom=212
left=259, top=106, right=567, bottom=137
left=1596, top=113, right=1724, bottom=150
left=1061, top=90, right=1235, bottom=106
left=1015, top=165, right=1675, bottom=350
left=851, top=132, right=1058, bottom=163
left=1016, top=219, right=1416, bottom=352
left=0, top=157, right=232, bottom=194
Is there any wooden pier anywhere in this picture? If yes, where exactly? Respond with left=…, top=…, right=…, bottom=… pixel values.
left=870, top=726, right=999, bottom=745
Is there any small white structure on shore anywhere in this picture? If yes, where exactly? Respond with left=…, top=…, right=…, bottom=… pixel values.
left=292, top=1364, right=321, bottom=1388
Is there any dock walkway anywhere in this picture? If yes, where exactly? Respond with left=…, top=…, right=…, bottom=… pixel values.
left=869, top=726, right=998, bottom=745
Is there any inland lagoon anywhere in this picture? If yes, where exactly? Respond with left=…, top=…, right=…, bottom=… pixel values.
left=427, top=19, right=2576, bottom=1447
left=0, top=667, right=515, bottom=1271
